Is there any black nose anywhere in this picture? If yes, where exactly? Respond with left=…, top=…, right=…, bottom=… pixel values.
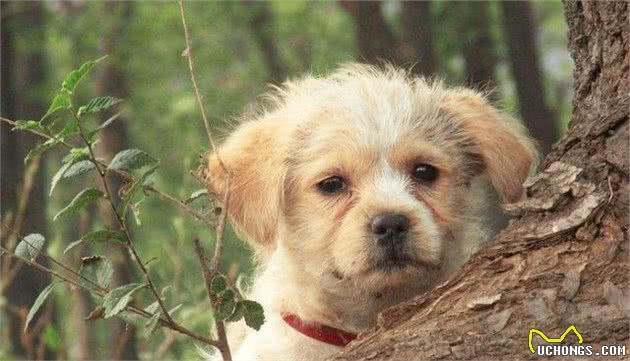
left=370, top=214, right=410, bottom=243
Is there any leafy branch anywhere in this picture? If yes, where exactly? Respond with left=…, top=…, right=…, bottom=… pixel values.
left=2, top=32, right=265, bottom=359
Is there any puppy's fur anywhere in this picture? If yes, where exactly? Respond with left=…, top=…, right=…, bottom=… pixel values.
left=206, top=65, right=537, bottom=361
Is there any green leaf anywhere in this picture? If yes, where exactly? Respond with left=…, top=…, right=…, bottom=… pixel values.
left=216, top=289, right=236, bottom=321
left=79, top=256, right=113, bottom=290
left=242, top=300, right=265, bottom=330
left=226, top=301, right=245, bottom=322
left=103, top=283, right=145, bottom=318
left=81, top=229, right=125, bottom=243
left=56, top=117, right=79, bottom=138
left=61, top=56, right=107, bottom=94
left=185, top=189, right=209, bottom=204
left=78, top=96, right=122, bottom=116
left=210, top=274, right=227, bottom=294
left=50, top=153, right=94, bottom=196
left=108, top=149, right=158, bottom=171
left=15, top=234, right=45, bottom=261
left=63, top=240, right=84, bottom=254
left=144, top=310, right=162, bottom=337
left=64, top=160, right=96, bottom=178
left=42, top=93, right=71, bottom=120
left=24, top=283, right=56, bottom=332
left=24, top=138, right=58, bottom=163
left=12, top=120, right=43, bottom=132
left=54, top=188, right=103, bottom=221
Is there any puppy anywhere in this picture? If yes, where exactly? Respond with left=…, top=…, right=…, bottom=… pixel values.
left=206, top=64, right=537, bottom=361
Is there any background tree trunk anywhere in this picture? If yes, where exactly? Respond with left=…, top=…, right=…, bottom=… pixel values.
left=332, top=1, right=629, bottom=360
left=247, top=2, right=287, bottom=84
left=459, top=1, right=497, bottom=90
left=399, top=1, right=435, bottom=76
left=94, top=2, right=138, bottom=359
left=501, top=1, right=559, bottom=156
left=342, top=1, right=398, bottom=65
left=0, top=3, right=54, bottom=359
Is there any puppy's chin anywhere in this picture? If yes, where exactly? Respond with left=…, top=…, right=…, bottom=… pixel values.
left=349, top=262, right=439, bottom=291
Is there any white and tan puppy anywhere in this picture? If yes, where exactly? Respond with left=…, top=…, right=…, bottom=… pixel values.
left=206, top=64, right=537, bottom=361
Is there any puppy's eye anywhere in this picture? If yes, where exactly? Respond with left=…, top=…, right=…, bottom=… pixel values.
left=317, top=176, right=346, bottom=194
left=412, top=163, right=438, bottom=183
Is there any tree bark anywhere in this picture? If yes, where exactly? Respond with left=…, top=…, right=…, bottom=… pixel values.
left=0, top=3, right=54, bottom=359
left=501, top=1, right=560, bottom=156
left=94, top=2, right=138, bottom=359
left=332, top=1, right=629, bottom=360
left=399, top=1, right=435, bottom=76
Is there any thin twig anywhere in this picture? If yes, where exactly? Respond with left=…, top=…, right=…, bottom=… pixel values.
left=72, top=110, right=177, bottom=325
left=194, top=239, right=232, bottom=361
left=178, top=0, right=217, bottom=152
left=178, top=2, right=233, bottom=359
left=0, top=116, right=215, bottom=229
left=0, top=245, right=222, bottom=348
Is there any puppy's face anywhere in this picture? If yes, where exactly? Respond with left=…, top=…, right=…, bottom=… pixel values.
left=207, top=65, right=537, bottom=293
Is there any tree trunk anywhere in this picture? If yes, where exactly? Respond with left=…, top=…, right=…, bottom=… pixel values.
left=0, top=3, right=54, bottom=359
left=399, top=1, right=435, bottom=76
left=459, top=1, right=497, bottom=90
left=342, top=1, right=398, bottom=65
left=95, top=2, right=138, bottom=359
left=501, top=1, right=559, bottom=156
left=247, top=2, right=287, bottom=84
left=332, top=1, right=629, bottom=360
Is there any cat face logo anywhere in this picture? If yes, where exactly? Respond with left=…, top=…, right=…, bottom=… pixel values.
left=529, top=325, right=584, bottom=353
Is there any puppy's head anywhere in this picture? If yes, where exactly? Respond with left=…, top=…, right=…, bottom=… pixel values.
left=207, top=65, right=537, bottom=292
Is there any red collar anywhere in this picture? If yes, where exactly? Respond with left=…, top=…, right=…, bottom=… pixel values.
left=281, top=312, right=357, bottom=347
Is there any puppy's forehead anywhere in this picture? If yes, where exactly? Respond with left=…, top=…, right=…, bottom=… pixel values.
left=286, top=73, right=450, bottom=158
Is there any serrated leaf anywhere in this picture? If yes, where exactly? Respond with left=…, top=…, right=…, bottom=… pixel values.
left=226, top=301, right=245, bottom=323
left=81, top=229, right=125, bottom=243
left=64, top=160, right=96, bottom=178
left=24, top=138, right=58, bottom=163
left=216, top=289, right=236, bottom=321
left=12, top=120, right=42, bottom=132
left=242, top=300, right=265, bottom=330
left=108, top=149, right=158, bottom=171
left=185, top=189, right=209, bottom=204
left=15, top=234, right=45, bottom=261
left=61, top=56, right=107, bottom=94
left=24, top=283, right=56, bottom=332
left=54, top=188, right=103, bottom=221
left=50, top=156, right=94, bottom=196
left=78, top=96, right=122, bottom=116
left=79, top=256, right=113, bottom=290
left=63, top=240, right=84, bottom=254
left=210, top=274, right=227, bottom=294
left=42, top=93, right=71, bottom=120
left=103, top=283, right=145, bottom=318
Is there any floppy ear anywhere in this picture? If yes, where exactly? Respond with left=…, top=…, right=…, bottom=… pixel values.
left=442, top=89, right=539, bottom=203
left=206, top=116, right=289, bottom=248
